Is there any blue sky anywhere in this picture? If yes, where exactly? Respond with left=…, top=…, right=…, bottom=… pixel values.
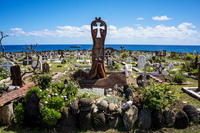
left=1, top=0, right=200, bottom=45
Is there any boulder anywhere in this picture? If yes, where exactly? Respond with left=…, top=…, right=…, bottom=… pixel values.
left=108, top=112, right=123, bottom=129
left=24, top=93, right=40, bottom=127
left=70, top=99, right=79, bottom=115
left=92, top=111, right=106, bottom=131
left=123, top=84, right=133, bottom=101
left=138, top=108, right=151, bottom=129
left=56, top=107, right=76, bottom=132
left=152, top=110, right=164, bottom=129
left=108, top=103, right=116, bottom=112
left=123, top=105, right=138, bottom=131
left=79, top=105, right=92, bottom=112
left=183, top=104, right=199, bottom=122
left=175, top=110, right=189, bottom=129
left=97, top=100, right=108, bottom=111
left=72, top=69, right=88, bottom=80
left=78, top=111, right=91, bottom=130
left=0, top=102, right=13, bottom=125
left=79, top=98, right=93, bottom=107
left=163, top=110, right=175, bottom=125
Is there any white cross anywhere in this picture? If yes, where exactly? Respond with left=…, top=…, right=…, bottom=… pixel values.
left=93, top=22, right=105, bottom=38
left=24, top=57, right=32, bottom=65
left=2, top=61, right=14, bottom=72
left=42, top=55, right=48, bottom=60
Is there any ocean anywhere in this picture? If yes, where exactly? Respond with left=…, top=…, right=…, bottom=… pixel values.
left=1, top=44, right=200, bottom=53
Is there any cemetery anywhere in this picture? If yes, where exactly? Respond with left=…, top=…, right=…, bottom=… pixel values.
left=0, top=18, right=200, bottom=133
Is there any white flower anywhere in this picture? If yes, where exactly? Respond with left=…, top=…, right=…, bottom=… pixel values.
left=48, top=95, right=51, bottom=97
left=45, top=101, right=48, bottom=104
left=40, top=89, right=42, bottom=92
left=46, top=89, right=49, bottom=91
left=55, top=93, right=58, bottom=96
left=168, top=91, right=172, bottom=94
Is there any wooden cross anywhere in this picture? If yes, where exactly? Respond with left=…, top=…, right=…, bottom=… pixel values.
left=189, top=63, right=200, bottom=91
left=156, top=63, right=164, bottom=74
left=93, top=22, right=105, bottom=38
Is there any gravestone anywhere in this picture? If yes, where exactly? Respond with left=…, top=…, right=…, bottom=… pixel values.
left=107, top=58, right=113, bottom=66
left=120, top=64, right=132, bottom=77
left=168, top=63, right=174, bottom=71
left=146, top=54, right=150, bottom=61
left=2, top=61, right=14, bottom=72
left=23, top=56, right=32, bottom=65
left=89, top=17, right=107, bottom=79
left=126, top=56, right=132, bottom=63
left=137, top=55, right=146, bottom=69
left=137, top=75, right=150, bottom=87
left=61, top=59, right=66, bottom=64
left=32, top=60, right=42, bottom=70
left=10, top=65, right=22, bottom=86
left=42, top=63, right=50, bottom=73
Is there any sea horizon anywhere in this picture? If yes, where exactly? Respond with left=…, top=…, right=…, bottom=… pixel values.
left=1, top=44, right=200, bottom=54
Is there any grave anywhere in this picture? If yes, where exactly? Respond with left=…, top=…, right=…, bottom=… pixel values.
left=168, top=63, right=174, bottom=71
left=120, top=64, right=132, bottom=77
left=42, top=62, right=50, bottom=73
left=171, top=52, right=175, bottom=59
left=137, top=55, right=146, bottom=69
left=32, top=60, right=42, bottom=70
left=10, top=65, right=22, bottom=86
left=2, top=61, right=14, bottom=72
left=126, top=56, right=132, bottom=63
left=23, top=56, right=32, bottom=65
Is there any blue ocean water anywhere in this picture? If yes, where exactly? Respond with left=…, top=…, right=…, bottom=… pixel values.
left=1, top=44, right=200, bottom=53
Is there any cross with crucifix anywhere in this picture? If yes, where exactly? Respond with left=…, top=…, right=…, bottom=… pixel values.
left=93, top=22, right=105, bottom=38
left=188, top=63, right=200, bottom=91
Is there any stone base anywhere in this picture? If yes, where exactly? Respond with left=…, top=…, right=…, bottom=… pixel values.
left=79, top=73, right=127, bottom=90
left=182, top=87, right=200, bottom=100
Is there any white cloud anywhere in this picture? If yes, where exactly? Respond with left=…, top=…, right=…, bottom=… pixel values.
left=152, top=15, right=172, bottom=20
left=7, top=22, right=199, bottom=43
left=136, top=17, right=144, bottom=20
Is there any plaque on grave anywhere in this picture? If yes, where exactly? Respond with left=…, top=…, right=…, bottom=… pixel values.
left=42, top=63, right=50, bottom=73
left=89, top=17, right=107, bottom=79
left=10, top=65, right=22, bottom=86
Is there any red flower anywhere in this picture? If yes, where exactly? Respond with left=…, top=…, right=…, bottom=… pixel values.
left=172, top=88, right=174, bottom=90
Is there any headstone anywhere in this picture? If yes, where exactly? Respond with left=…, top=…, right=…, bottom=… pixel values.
left=2, top=61, right=14, bottom=72
left=126, top=56, right=132, bottom=63
left=120, top=64, right=132, bottom=77
left=42, top=62, right=50, bottom=73
left=156, top=63, right=165, bottom=74
left=137, top=55, right=146, bottom=69
left=146, top=54, right=150, bottom=61
left=42, top=55, right=48, bottom=62
left=193, top=50, right=198, bottom=55
left=89, top=17, right=107, bottom=79
left=61, top=59, right=66, bottom=64
left=171, top=52, right=175, bottom=59
left=107, top=58, right=112, bottom=66
left=168, top=63, right=174, bottom=71
left=32, top=60, right=42, bottom=70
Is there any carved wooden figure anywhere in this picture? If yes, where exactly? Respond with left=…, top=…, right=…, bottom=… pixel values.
left=89, top=17, right=107, bottom=79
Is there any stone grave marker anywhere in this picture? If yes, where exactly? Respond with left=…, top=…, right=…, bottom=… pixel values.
left=168, top=63, right=174, bottom=71
left=61, top=59, right=66, bottom=64
left=156, top=63, right=165, bottom=74
left=32, top=60, right=42, bottom=70
left=193, top=50, right=198, bottom=56
left=137, top=55, right=146, bottom=69
left=2, top=61, right=14, bottom=72
left=42, top=62, right=50, bottom=73
left=146, top=54, right=150, bottom=61
left=107, top=58, right=113, bottom=66
left=42, top=55, right=48, bottom=63
left=120, top=64, right=132, bottom=77
left=171, top=52, right=175, bottom=59
left=126, top=56, right=132, bottom=63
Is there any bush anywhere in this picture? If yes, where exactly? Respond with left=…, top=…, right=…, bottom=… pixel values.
left=181, top=61, right=196, bottom=72
left=138, top=83, right=178, bottom=111
left=185, top=52, right=195, bottom=60
left=0, top=67, right=8, bottom=80
left=24, top=86, right=40, bottom=102
left=122, top=51, right=129, bottom=59
left=32, top=75, right=52, bottom=90
left=172, top=72, right=186, bottom=84
left=14, top=103, right=24, bottom=125
left=40, top=107, right=61, bottom=126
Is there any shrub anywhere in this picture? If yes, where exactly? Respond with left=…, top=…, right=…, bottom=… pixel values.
left=172, top=72, right=186, bottom=84
left=185, top=52, right=195, bottom=60
left=122, top=51, right=129, bottom=59
left=24, top=86, right=40, bottom=102
left=138, top=83, right=178, bottom=111
left=14, top=103, right=24, bottom=125
left=0, top=67, right=8, bottom=80
left=40, top=107, right=61, bottom=126
left=181, top=61, right=196, bottom=72
left=31, top=75, right=52, bottom=90
left=76, top=89, right=102, bottom=100
left=149, top=58, right=153, bottom=64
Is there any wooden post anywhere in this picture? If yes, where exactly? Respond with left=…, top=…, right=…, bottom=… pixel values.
left=189, top=63, right=200, bottom=91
